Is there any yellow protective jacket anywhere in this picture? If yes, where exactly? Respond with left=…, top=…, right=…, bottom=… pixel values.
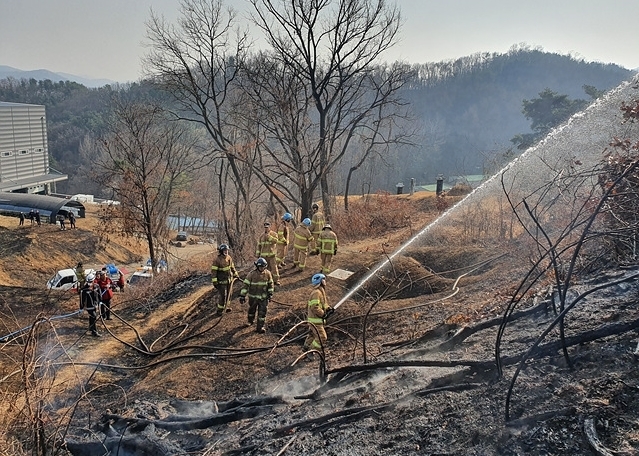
left=307, top=286, right=329, bottom=325
left=293, top=225, right=313, bottom=250
left=211, top=253, right=238, bottom=285
left=75, top=267, right=86, bottom=286
left=277, top=223, right=289, bottom=245
left=318, top=229, right=338, bottom=254
left=256, top=230, right=279, bottom=258
left=241, top=269, right=274, bottom=300
left=311, top=211, right=325, bottom=236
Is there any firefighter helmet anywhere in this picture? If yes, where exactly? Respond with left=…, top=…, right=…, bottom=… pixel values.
left=218, top=244, right=229, bottom=253
left=282, top=212, right=293, bottom=222
left=86, top=273, right=95, bottom=283
left=255, top=257, right=268, bottom=268
left=323, top=224, right=332, bottom=230
left=312, top=203, right=319, bottom=210
left=302, top=218, right=311, bottom=226
left=311, top=273, right=326, bottom=286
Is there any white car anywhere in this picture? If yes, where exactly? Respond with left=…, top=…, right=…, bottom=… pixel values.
left=128, top=266, right=154, bottom=286
left=47, top=268, right=96, bottom=291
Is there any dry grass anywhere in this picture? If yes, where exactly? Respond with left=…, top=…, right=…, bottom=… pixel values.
left=329, top=191, right=440, bottom=242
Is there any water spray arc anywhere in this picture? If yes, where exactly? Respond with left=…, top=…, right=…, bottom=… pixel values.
left=333, top=161, right=511, bottom=310
left=333, top=75, right=639, bottom=311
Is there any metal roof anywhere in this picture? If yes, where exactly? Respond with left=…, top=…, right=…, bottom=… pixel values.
left=0, top=172, right=68, bottom=192
left=0, top=192, right=86, bottom=221
left=0, top=101, right=43, bottom=107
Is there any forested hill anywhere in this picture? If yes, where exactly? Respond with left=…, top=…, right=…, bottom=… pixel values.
left=0, top=48, right=634, bottom=195
left=384, top=48, right=634, bottom=189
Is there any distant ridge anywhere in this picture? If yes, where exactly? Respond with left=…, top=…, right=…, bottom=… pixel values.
left=0, top=65, right=117, bottom=88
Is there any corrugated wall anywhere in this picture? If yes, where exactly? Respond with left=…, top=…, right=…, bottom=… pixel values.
left=0, top=103, right=49, bottom=183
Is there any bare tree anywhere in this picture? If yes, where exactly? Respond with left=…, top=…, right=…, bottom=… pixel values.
left=144, top=0, right=254, bottom=249
left=496, top=98, right=639, bottom=421
left=248, top=0, right=409, bottom=218
left=95, top=100, right=203, bottom=267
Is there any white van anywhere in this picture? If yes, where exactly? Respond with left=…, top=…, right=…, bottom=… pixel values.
left=47, top=268, right=95, bottom=291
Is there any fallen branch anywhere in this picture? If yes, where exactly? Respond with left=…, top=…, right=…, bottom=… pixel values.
left=386, top=299, right=549, bottom=353
left=274, top=403, right=392, bottom=436
left=104, top=404, right=278, bottom=431
left=506, top=407, right=576, bottom=428
left=329, top=317, right=639, bottom=379
left=584, top=417, right=615, bottom=456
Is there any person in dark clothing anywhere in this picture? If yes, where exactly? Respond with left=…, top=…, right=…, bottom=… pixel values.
left=35, top=210, right=41, bottom=226
left=68, top=212, right=76, bottom=229
left=79, top=273, right=101, bottom=337
left=58, top=214, right=66, bottom=230
left=117, top=270, right=125, bottom=292
left=29, top=209, right=35, bottom=226
left=19, top=212, right=25, bottom=226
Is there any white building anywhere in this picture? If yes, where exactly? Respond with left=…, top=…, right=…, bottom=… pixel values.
left=0, top=101, right=67, bottom=194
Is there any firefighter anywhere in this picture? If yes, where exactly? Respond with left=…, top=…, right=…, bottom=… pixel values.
left=94, top=270, right=114, bottom=320
left=75, top=262, right=86, bottom=289
left=309, top=203, right=325, bottom=254
left=256, top=222, right=280, bottom=285
left=276, top=213, right=293, bottom=268
left=318, top=224, right=338, bottom=274
left=211, top=244, right=239, bottom=316
left=293, top=218, right=314, bottom=273
left=304, top=273, right=333, bottom=351
left=239, top=258, right=274, bottom=333
left=79, top=273, right=101, bottom=337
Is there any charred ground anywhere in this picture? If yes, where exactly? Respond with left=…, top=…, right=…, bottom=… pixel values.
left=1, top=195, right=639, bottom=456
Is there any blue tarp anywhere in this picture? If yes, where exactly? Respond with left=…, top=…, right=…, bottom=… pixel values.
left=105, top=263, right=118, bottom=274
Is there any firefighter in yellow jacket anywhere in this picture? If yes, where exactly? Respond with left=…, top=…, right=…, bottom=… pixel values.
left=239, top=258, right=274, bottom=333
left=309, top=203, right=325, bottom=254
left=211, top=244, right=239, bottom=316
left=276, top=212, right=293, bottom=268
left=318, top=224, right=338, bottom=274
left=256, top=222, right=280, bottom=285
left=304, top=273, right=333, bottom=351
left=293, top=218, right=314, bottom=273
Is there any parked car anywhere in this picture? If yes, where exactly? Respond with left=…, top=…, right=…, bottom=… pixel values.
left=128, top=266, right=154, bottom=286
left=176, top=231, right=188, bottom=241
left=47, top=268, right=95, bottom=291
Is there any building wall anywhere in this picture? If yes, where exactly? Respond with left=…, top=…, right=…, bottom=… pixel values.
left=0, top=102, right=49, bottom=186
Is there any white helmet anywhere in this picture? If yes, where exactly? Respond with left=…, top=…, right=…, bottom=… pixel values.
left=86, top=273, right=95, bottom=282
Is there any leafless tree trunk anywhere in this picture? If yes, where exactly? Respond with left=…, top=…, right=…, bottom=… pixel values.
left=247, top=0, right=409, bottom=219
left=95, top=99, right=203, bottom=267
left=144, top=0, right=253, bottom=248
left=497, top=98, right=639, bottom=420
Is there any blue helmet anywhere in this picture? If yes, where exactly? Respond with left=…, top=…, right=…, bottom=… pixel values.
left=302, top=218, right=311, bottom=226
left=311, top=273, right=326, bottom=286
left=255, top=257, right=268, bottom=268
left=282, top=212, right=293, bottom=222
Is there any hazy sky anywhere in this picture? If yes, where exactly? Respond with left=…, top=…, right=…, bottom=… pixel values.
left=1, top=0, right=638, bottom=82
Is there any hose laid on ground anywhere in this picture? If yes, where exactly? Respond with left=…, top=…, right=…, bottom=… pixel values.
left=0, top=309, right=83, bottom=343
